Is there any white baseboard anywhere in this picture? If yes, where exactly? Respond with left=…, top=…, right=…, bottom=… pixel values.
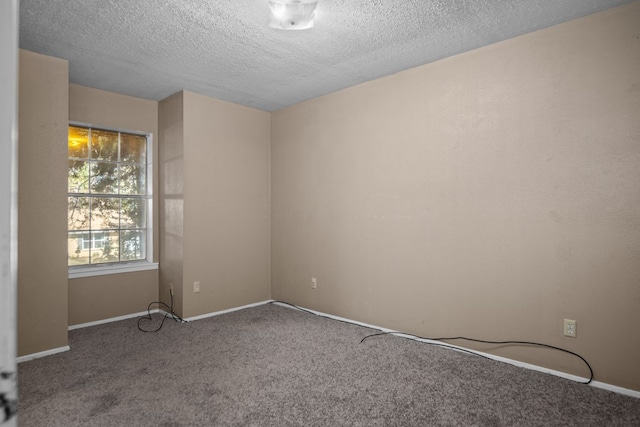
left=270, top=301, right=640, bottom=399
left=589, top=381, right=640, bottom=398
left=67, top=299, right=272, bottom=330
left=68, top=309, right=159, bottom=330
left=20, top=299, right=640, bottom=399
left=183, top=300, right=273, bottom=322
left=17, top=346, right=70, bottom=363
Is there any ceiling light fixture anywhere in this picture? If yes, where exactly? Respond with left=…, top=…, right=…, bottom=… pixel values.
left=268, top=0, right=318, bottom=30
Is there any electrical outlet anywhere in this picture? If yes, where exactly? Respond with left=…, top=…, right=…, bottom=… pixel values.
left=193, top=281, right=200, bottom=293
left=564, top=319, right=577, bottom=337
left=169, top=282, right=174, bottom=296
left=311, top=277, right=317, bottom=289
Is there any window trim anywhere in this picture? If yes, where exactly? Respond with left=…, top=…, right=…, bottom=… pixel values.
left=69, top=261, right=158, bottom=279
left=68, top=121, right=155, bottom=278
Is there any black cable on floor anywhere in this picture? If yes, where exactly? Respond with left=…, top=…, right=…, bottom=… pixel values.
left=361, top=331, right=594, bottom=384
left=269, top=299, right=593, bottom=385
left=269, top=300, right=488, bottom=360
left=137, top=290, right=187, bottom=332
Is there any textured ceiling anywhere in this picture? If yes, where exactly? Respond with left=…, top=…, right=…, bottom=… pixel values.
left=19, top=0, right=634, bottom=112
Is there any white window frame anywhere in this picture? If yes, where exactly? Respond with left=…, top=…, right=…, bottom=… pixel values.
left=68, top=122, right=157, bottom=279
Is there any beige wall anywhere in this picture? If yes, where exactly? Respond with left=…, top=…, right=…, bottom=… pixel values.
left=182, top=91, right=271, bottom=317
left=159, top=91, right=271, bottom=318
left=158, top=92, right=185, bottom=313
left=67, top=84, right=159, bottom=325
left=18, top=50, right=69, bottom=355
left=68, top=271, right=158, bottom=325
left=271, top=3, right=640, bottom=391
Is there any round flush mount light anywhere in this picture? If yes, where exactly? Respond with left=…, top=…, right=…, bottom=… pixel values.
left=268, top=0, right=318, bottom=30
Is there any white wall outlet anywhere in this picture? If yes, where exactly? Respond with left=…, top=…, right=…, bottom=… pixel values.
left=193, top=281, right=200, bottom=293
left=311, top=277, right=317, bottom=289
left=169, top=282, right=174, bottom=296
left=564, top=319, right=577, bottom=337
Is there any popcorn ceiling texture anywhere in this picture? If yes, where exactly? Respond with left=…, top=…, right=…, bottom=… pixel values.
left=19, top=0, right=635, bottom=111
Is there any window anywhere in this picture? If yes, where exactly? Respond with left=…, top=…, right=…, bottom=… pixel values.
left=67, top=125, right=152, bottom=269
left=79, top=232, right=106, bottom=250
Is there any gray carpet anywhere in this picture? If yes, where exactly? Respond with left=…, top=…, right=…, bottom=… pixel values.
left=18, top=303, right=640, bottom=426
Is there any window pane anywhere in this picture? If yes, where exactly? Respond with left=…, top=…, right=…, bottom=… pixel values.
left=119, top=164, right=146, bottom=195
left=121, top=230, right=146, bottom=261
left=68, top=126, right=89, bottom=159
left=90, top=231, right=119, bottom=264
left=121, top=198, right=146, bottom=229
left=91, top=129, right=119, bottom=161
left=68, top=160, right=89, bottom=193
left=68, top=197, right=90, bottom=230
left=91, top=197, right=119, bottom=230
left=91, top=232, right=106, bottom=249
left=68, top=231, right=89, bottom=266
left=121, top=133, right=146, bottom=163
left=90, top=162, right=118, bottom=194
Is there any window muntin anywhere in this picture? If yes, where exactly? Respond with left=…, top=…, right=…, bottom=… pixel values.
left=67, top=125, right=149, bottom=267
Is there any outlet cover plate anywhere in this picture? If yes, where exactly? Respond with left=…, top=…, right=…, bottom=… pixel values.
left=564, top=319, right=577, bottom=337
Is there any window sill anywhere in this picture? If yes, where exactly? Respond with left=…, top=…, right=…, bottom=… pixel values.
left=69, top=261, right=159, bottom=279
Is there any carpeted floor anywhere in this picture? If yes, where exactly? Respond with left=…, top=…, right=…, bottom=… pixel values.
left=18, top=303, right=640, bottom=426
